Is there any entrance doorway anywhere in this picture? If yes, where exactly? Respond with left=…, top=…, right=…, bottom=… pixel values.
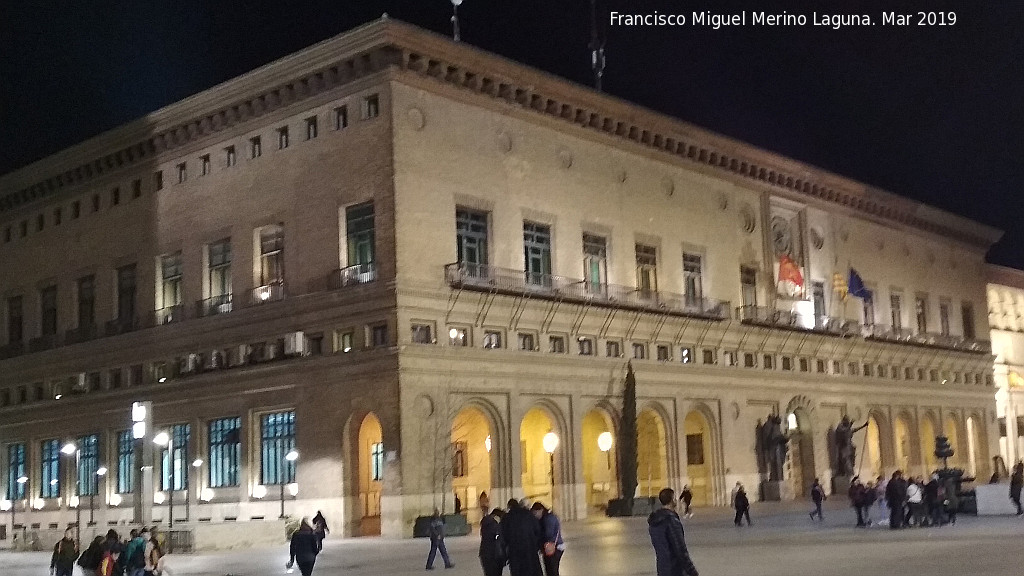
left=637, top=409, right=669, bottom=498
left=785, top=410, right=815, bottom=498
left=357, top=413, right=383, bottom=536
left=582, top=409, right=617, bottom=510
left=451, top=407, right=493, bottom=522
left=683, top=411, right=712, bottom=505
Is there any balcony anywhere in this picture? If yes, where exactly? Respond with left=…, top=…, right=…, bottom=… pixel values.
left=251, top=281, right=285, bottom=305
left=329, top=263, right=377, bottom=289
left=736, top=305, right=859, bottom=337
left=28, top=333, right=61, bottom=352
left=105, top=317, right=140, bottom=336
left=64, top=324, right=98, bottom=345
left=154, top=304, right=186, bottom=325
left=197, top=294, right=233, bottom=318
left=444, top=262, right=730, bottom=321
left=865, top=325, right=991, bottom=354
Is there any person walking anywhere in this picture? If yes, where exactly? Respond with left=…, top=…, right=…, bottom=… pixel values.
left=680, top=485, right=694, bottom=518
left=479, top=491, right=491, bottom=518
left=733, top=485, right=751, bottom=526
left=648, top=488, right=699, bottom=576
left=874, top=475, right=888, bottom=527
left=809, top=478, right=826, bottom=521
left=501, top=499, right=543, bottom=576
left=479, top=508, right=507, bottom=576
left=286, top=518, right=320, bottom=576
left=425, top=508, right=454, bottom=570
left=885, top=471, right=908, bottom=529
left=145, top=532, right=165, bottom=576
left=906, top=476, right=925, bottom=527
left=531, top=503, right=564, bottom=576
left=848, top=477, right=867, bottom=527
left=943, top=476, right=959, bottom=525
left=1009, top=462, right=1023, bottom=515
left=124, top=528, right=149, bottom=576
left=50, top=528, right=79, bottom=576
left=312, top=510, right=330, bottom=551
left=78, top=535, right=106, bottom=576
left=98, top=547, right=122, bottom=576
left=924, top=473, right=942, bottom=526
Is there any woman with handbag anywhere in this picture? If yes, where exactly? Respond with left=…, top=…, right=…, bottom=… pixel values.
left=531, top=503, right=564, bottom=576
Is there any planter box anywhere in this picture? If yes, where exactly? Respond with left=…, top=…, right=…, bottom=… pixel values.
left=413, top=514, right=470, bottom=538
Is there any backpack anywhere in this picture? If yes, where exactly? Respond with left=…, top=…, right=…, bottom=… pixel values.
left=128, top=541, right=147, bottom=569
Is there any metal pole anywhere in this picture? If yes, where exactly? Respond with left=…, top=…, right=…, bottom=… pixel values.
left=280, top=481, right=286, bottom=519
left=549, top=453, right=555, bottom=506
left=169, top=438, right=174, bottom=528
left=452, top=3, right=461, bottom=42
left=75, top=450, right=81, bottom=546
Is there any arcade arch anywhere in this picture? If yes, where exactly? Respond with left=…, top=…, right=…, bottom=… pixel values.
left=581, top=408, right=618, bottom=509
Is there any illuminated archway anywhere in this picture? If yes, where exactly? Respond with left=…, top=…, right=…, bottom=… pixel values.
left=865, top=416, right=883, bottom=479
left=920, top=413, right=939, bottom=474
left=637, top=409, right=669, bottom=498
left=520, top=407, right=560, bottom=509
left=966, top=415, right=982, bottom=477
left=582, top=409, right=617, bottom=509
left=357, top=412, right=383, bottom=536
left=784, top=409, right=815, bottom=498
left=894, top=415, right=912, bottom=473
left=451, top=407, right=493, bottom=522
left=683, top=410, right=712, bottom=506
left=945, top=415, right=962, bottom=468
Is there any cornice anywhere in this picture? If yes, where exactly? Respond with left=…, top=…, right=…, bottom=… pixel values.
left=0, top=17, right=1003, bottom=250
left=987, top=264, right=1024, bottom=290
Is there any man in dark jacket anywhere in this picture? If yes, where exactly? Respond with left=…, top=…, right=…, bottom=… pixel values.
left=501, top=499, right=543, bottom=576
left=479, top=508, right=507, bottom=576
left=649, top=488, right=699, bottom=576
left=50, top=528, right=79, bottom=576
left=885, top=470, right=908, bottom=529
left=425, top=508, right=454, bottom=570
left=1010, top=462, right=1023, bottom=515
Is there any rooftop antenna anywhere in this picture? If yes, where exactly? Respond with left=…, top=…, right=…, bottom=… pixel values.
left=589, top=0, right=606, bottom=91
left=451, top=0, right=463, bottom=42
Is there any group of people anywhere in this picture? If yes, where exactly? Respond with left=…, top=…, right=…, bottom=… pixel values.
left=474, top=499, right=564, bottom=576
left=50, top=526, right=165, bottom=576
left=838, top=471, right=959, bottom=528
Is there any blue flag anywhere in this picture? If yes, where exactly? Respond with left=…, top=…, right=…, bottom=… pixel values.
left=848, top=268, right=871, bottom=301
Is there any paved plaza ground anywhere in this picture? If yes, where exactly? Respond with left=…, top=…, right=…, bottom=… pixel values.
left=4, top=502, right=1024, bottom=576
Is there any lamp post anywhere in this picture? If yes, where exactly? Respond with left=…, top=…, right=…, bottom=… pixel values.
left=8, top=475, right=28, bottom=541
left=60, top=442, right=80, bottom=546
left=91, top=467, right=107, bottom=526
left=187, top=458, right=202, bottom=523
left=280, top=450, right=299, bottom=519
left=153, top=431, right=174, bottom=528
left=542, top=432, right=559, bottom=507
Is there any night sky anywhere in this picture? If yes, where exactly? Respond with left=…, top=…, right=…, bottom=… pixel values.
left=2, top=1, right=1022, bottom=265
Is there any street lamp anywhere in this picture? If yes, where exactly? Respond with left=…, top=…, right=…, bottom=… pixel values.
left=598, top=431, right=613, bottom=468
left=5, top=475, right=28, bottom=542
left=61, top=442, right=80, bottom=546
left=542, top=432, right=559, bottom=507
left=91, top=467, right=107, bottom=526
left=187, top=458, right=202, bottom=523
left=153, top=431, right=175, bottom=528
left=280, top=450, right=299, bottom=519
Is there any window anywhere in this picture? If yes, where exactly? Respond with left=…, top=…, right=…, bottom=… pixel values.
left=799, top=358, right=809, bottom=372
left=633, top=343, right=647, bottom=360
left=129, top=364, right=144, bottom=386
left=523, top=222, right=552, bottom=286
left=483, top=330, right=502, bottom=349
left=225, top=145, right=236, bottom=167
left=702, top=349, right=716, bottom=364
left=260, top=411, right=296, bottom=485
left=782, top=357, right=793, bottom=371
left=657, top=345, right=671, bottom=361
left=6, top=443, right=26, bottom=500
left=962, top=302, right=976, bottom=339
left=863, top=293, right=875, bottom=326
left=606, top=341, right=621, bottom=358
left=362, top=94, right=380, bottom=119
left=683, top=253, right=703, bottom=305
left=116, top=264, right=137, bottom=323
left=77, top=434, right=100, bottom=496
left=132, top=179, right=142, bottom=198
left=208, top=417, right=241, bottom=488
left=370, top=442, right=384, bottom=481
left=878, top=365, right=887, bottom=378
left=929, top=369, right=939, bottom=382
left=371, top=323, right=388, bottom=347
left=40, top=439, right=60, bottom=498
left=686, top=434, right=705, bottom=465
left=346, top=202, right=375, bottom=272
left=764, top=355, right=775, bottom=370
left=451, top=441, right=468, bottom=478
left=111, top=187, right=121, bottom=206
left=154, top=171, right=164, bottom=191
left=635, top=244, right=658, bottom=296
left=160, top=253, right=183, bottom=311
left=36, top=214, right=44, bottom=231
left=890, top=293, right=903, bottom=330
left=449, top=327, right=469, bottom=346
left=812, top=281, right=826, bottom=318
left=7, top=296, right=23, bottom=344
left=109, top=368, right=123, bottom=389
left=578, top=337, right=594, bottom=355
left=305, top=116, right=318, bottom=140
left=159, top=424, right=190, bottom=491
left=549, top=335, right=566, bottom=353
left=200, top=154, right=211, bottom=176
left=334, top=105, right=349, bottom=129
left=250, top=136, right=262, bottom=159
left=583, top=234, right=608, bottom=293
left=939, top=300, right=951, bottom=336
left=208, top=240, right=232, bottom=300
left=740, top=266, right=758, bottom=307
left=518, top=332, right=536, bottom=351
left=863, top=364, right=873, bottom=377
left=456, top=209, right=489, bottom=276
left=53, top=208, right=62, bottom=225
left=723, top=350, right=737, bottom=366
left=905, top=367, right=914, bottom=380
left=915, top=295, right=928, bottom=333
left=816, top=359, right=826, bottom=373
left=848, top=362, right=859, bottom=376
left=259, top=226, right=285, bottom=285
left=77, top=275, right=95, bottom=328
left=277, top=126, right=289, bottom=149
left=177, top=163, right=187, bottom=184
left=335, top=330, right=354, bottom=353
left=680, top=347, right=693, bottom=364
left=411, top=324, right=433, bottom=344
left=40, top=285, right=58, bottom=336
left=742, top=352, right=755, bottom=367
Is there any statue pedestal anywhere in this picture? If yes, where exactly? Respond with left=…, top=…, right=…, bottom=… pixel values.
left=760, top=480, right=792, bottom=501
left=831, top=475, right=853, bottom=496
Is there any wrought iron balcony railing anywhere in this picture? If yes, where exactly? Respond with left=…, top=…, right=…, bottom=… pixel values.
left=251, top=281, right=286, bottom=305
left=329, top=263, right=377, bottom=289
left=444, top=262, right=730, bottom=321
left=736, top=305, right=859, bottom=336
left=154, top=304, right=186, bottom=325
left=197, top=294, right=233, bottom=318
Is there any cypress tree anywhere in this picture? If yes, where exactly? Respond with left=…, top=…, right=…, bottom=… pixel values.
left=619, top=361, right=639, bottom=505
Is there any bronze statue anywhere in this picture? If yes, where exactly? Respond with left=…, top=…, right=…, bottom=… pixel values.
left=833, top=415, right=867, bottom=476
left=758, top=414, right=790, bottom=481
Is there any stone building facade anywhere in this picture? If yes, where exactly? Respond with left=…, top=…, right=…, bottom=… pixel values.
left=988, top=266, right=1024, bottom=470
left=0, top=19, right=1003, bottom=541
